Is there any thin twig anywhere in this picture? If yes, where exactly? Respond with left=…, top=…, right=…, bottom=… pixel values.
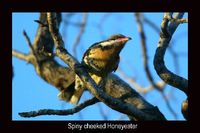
left=160, top=93, right=178, bottom=119
left=72, top=13, right=88, bottom=58
left=12, top=50, right=30, bottom=62
left=96, top=13, right=111, bottom=39
left=19, top=97, right=99, bottom=118
left=143, top=15, right=160, bottom=33
left=62, top=13, right=82, bottom=27
left=118, top=67, right=165, bottom=94
left=167, top=14, right=188, bottom=24
left=97, top=103, right=108, bottom=120
left=61, top=13, right=76, bottom=48
left=135, top=13, right=165, bottom=91
left=34, top=20, right=48, bottom=27
left=23, top=30, right=42, bottom=75
left=23, top=30, right=39, bottom=62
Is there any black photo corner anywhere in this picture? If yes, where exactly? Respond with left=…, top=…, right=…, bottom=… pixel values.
left=0, top=0, right=195, bottom=132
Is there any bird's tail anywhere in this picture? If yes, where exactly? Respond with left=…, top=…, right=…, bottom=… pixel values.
left=58, top=74, right=102, bottom=104
left=58, top=75, right=85, bottom=105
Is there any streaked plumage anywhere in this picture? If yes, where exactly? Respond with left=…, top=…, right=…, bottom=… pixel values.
left=58, top=34, right=132, bottom=104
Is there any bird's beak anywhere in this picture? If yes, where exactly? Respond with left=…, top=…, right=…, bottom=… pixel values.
left=127, top=37, right=132, bottom=40
left=115, top=36, right=132, bottom=43
left=123, top=37, right=132, bottom=42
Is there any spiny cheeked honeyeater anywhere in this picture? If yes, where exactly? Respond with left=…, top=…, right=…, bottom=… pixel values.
left=58, top=34, right=132, bottom=104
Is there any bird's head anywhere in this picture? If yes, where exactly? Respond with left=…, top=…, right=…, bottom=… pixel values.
left=96, top=34, right=132, bottom=56
left=100, top=34, right=132, bottom=50
left=82, top=34, right=132, bottom=74
left=84, top=34, right=132, bottom=60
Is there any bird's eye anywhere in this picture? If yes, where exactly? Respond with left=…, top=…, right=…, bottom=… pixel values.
left=109, top=36, right=118, bottom=40
left=102, top=45, right=112, bottom=50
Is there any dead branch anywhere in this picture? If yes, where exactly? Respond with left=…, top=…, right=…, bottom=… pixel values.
left=135, top=13, right=178, bottom=119
left=135, top=13, right=165, bottom=91
left=12, top=13, right=76, bottom=99
left=19, top=97, right=99, bottom=117
left=154, top=13, right=188, bottom=95
left=12, top=50, right=30, bottom=62
left=118, top=67, right=165, bottom=94
left=47, top=12, right=166, bottom=121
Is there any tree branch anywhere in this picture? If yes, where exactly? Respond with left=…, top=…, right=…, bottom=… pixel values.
left=23, top=30, right=39, bottom=62
left=97, top=103, right=108, bottom=120
left=12, top=50, right=30, bottom=62
left=135, top=13, right=178, bottom=119
left=143, top=14, right=184, bottom=74
left=47, top=12, right=166, bottom=120
left=135, top=13, right=165, bottom=92
left=13, top=13, right=76, bottom=100
left=160, top=92, right=177, bottom=119
left=117, top=66, right=165, bottom=94
left=19, top=97, right=99, bottom=117
left=143, top=15, right=160, bottom=33
left=153, top=12, right=188, bottom=95
left=143, top=12, right=188, bottom=120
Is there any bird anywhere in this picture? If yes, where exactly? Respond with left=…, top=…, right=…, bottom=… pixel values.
left=58, top=34, right=132, bottom=104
